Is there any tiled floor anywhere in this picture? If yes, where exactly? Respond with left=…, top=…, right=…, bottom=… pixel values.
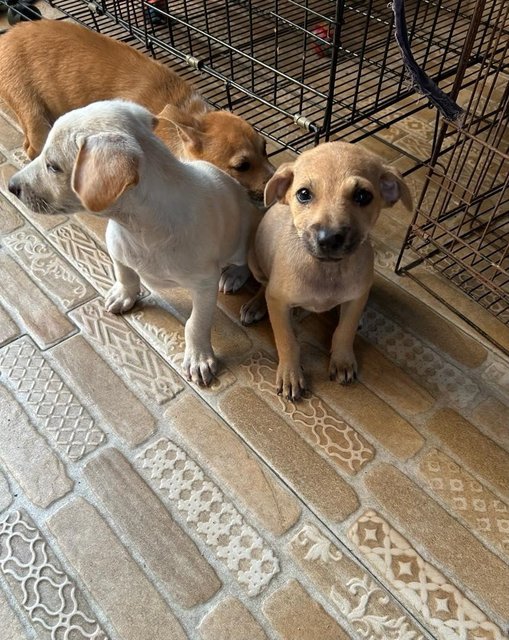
left=1, top=11, right=509, bottom=640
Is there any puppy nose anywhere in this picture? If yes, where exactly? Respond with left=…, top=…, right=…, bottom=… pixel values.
left=316, top=228, right=347, bottom=252
left=8, top=177, right=21, bottom=198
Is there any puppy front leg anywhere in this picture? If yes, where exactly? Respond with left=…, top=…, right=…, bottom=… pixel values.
left=329, top=291, right=369, bottom=384
left=266, top=293, right=306, bottom=401
left=105, top=259, right=141, bottom=314
left=183, top=282, right=219, bottom=386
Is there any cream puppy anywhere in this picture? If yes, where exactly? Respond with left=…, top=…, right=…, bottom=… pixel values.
left=8, top=100, right=259, bottom=385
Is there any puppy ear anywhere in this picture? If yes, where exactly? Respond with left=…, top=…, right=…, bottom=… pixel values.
left=156, top=105, right=203, bottom=155
left=380, top=168, right=414, bottom=211
left=72, top=133, right=140, bottom=213
left=264, top=162, right=294, bottom=207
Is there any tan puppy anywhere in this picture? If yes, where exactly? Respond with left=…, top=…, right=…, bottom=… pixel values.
left=8, top=100, right=260, bottom=386
left=241, top=142, right=413, bottom=401
left=0, top=20, right=273, bottom=201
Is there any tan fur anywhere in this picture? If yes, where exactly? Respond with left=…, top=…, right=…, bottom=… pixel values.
left=240, top=142, right=413, bottom=401
left=0, top=20, right=273, bottom=198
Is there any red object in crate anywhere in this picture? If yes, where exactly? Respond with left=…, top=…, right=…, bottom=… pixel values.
left=311, top=23, right=334, bottom=58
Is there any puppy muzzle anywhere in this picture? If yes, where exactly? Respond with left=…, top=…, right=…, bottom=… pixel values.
left=303, top=225, right=360, bottom=261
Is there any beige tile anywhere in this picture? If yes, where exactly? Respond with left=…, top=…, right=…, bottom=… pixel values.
left=289, top=522, right=425, bottom=640
left=84, top=448, right=221, bottom=608
left=262, top=579, right=349, bottom=640
left=0, top=337, right=105, bottom=461
left=349, top=510, right=505, bottom=640
left=0, top=114, right=23, bottom=150
left=303, top=347, right=424, bottom=460
left=218, top=386, right=359, bottom=522
left=198, top=597, right=267, bottom=640
left=420, top=449, right=509, bottom=556
left=0, top=164, right=67, bottom=231
left=75, top=211, right=109, bottom=242
left=70, top=299, right=184, bottom=405
left=52, top=336, right=155, bottom=447
left=427, top=409, right=509, bottom=499
left=0, top=251, right=76, bottom=348
left=0, top=193, right=23, bottom=234
left=166, top=394, right=301, bottom=535
left=138, top=437, right=280, bottom=596
left=48, top=222, right=116, bottom=294
left=0, top=510, right=107, bottom=640
left=47, top=498, right=187, bottom=640
left=472, top=397, right=509, bottom=450
left=0, top=586, right=30, bottom=640
left=4, top=228, right=96, bottom=309
left=365, top=464, right=509, bottom=619
left=0, top=384, right=73, bottom=508
left=355, top=336, right=435, bottom=415
left=370, top=275, right=488, bottom=368
left=0, top=468, right=12, bottom=513
left=239, top=352, right=375, bottom=475
left=0, top=303, right=19, bottom=347
left=359, top=308, right=481, bottom=408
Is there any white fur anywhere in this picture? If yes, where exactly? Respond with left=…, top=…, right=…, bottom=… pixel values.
left=9, top=99, right=258, bottom=385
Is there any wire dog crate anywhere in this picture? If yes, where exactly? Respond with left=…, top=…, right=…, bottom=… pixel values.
left=45, top=0, right=506, bottom=157
left=396, top=0, right=509, bottom=342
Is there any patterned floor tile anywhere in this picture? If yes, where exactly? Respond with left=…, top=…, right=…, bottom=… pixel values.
left=167, top=394, right=301, bottom=536
left=0, top=584, right=30, bottom=640
left=365, top=463, right=509, bottom=619
left=70, top=299, right=184, bottom=405
left=420, top=449, right=509, bottom=555
left=219, top=386, right=360, bottom=522
left=84, top=448, right=221, bottom=608
left=471, top=398, right=509, bottom=451
left=427, top=409, right=509, bottom=499
left=359, top=307, right=480, bottom=407
left=289, top=522, right=425, bottom=639
left=51, top=336, right=155, bottom=447
left=239, top=351, right=374, bottom=475
left=0, top=384, right=73, bottom=508
left=0, top=337, right=105, bottom=461
left=47, top=498, right=186, bottom=640
left=0, top=469, right=12, bottom=514
left=0, top=509, right=107, bottom=639
left=349, top=510, right=506, bottom=640
left=48, top=222, right=116, bottom=294
left=4, top=227, right=96, bottom=309
left=138, top=437, right=280, bottom=597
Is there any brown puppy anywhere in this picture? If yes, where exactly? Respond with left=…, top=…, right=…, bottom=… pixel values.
left=241, top=142, right=413, bottom=400
left=0, top=20, right=273, bottom=201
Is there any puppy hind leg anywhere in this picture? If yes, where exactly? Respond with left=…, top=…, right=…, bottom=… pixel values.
left=219, top=264, right=250, bottom=294
left=329, top=291, right=369, bottom=384
left=183, top=280, right=219, bottom=386
left=20, top=107, right=51, bottom=160
left=105, top=260, right=141, bottom=314
left=240, top=286, right=267, bottom=325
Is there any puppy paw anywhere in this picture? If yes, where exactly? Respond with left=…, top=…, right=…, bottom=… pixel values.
left=329, top=349, right=358, bottom=385
left=219, top=264, right=250, bottom=294
left=240, top=294, right=267, bottom=325
left=105, top=283, right=139, bottom=314
left=183, top=350, right=217, bottom=386
left=276, top=361, right=307, bottom=402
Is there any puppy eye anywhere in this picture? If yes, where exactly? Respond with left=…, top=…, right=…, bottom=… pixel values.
left=296, top=188, right=313, bottom=204
left=353, top=188, right=373, bottom=206
left=46, top=161, right=62, bottom=174
left=234, top=161, right=251, bottom=172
